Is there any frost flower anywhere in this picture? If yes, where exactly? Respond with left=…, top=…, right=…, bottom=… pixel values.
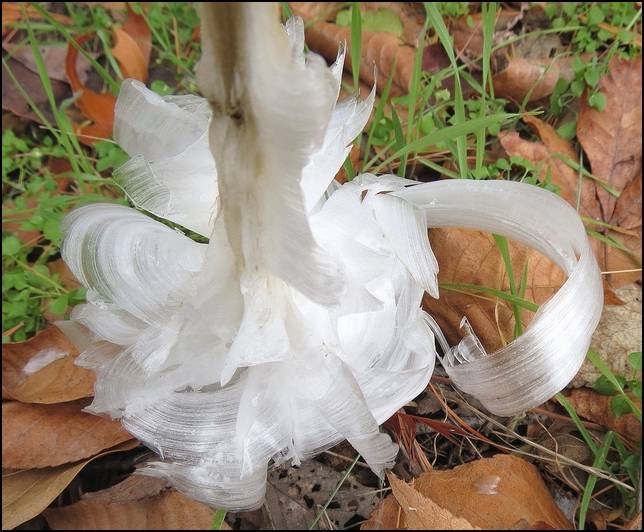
left=59, top=6, right=603, bottom=510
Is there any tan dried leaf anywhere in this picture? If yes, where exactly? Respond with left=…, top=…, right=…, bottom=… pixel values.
left=501, top=105, right=642, bottom=287
left=566, top=388, right=641, bottom=441
left=500, top=115, right=601, bottom=219
left=1, top=440, right=139, bottom=530
left=2, top=400, right=134, bottom=469
left=424, top=227, right=564, bottom=351
left=364, top=455, right=572, bottom=530
left=577, top=56, right=642, bottom=223
left=296, top=20, right=414, bottom=95
left=2, top=325, right=94, bottom=403
left=44, top=477, right=227, bottom=530
left=388, top=473, right=479, bottom=530
left=362, top=493, right=404, bottom=530
left=494, top=57, right=571, bottom=103
left=578, top=56, right=642, bottom=287
left=289, top=2, right=343, bottom=22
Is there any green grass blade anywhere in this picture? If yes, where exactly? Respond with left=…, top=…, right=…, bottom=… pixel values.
left=552, top=153, right=621, bottom=197
left=400, top=16, right=430, bottom=176
left=210, top=509, right=227, bottom=530
left=578, top=431, right=614, bottom=529
left=556, top=392, right=599, bottom=456
left=373, top=113, right=515, bottom=173
left=309, top=454, right=361, bottom=529
left=438, top=282, right=539, bottom=312
left=280, top=1, right=294, bottom=19
left=343, top=155, right=356, bottom=181
left=424, top=3, right=468, bottom=177
left=30, top=4, right=120, bottom=95
left=493, top=234, right=523, bottom=337
left=417, top=158, right=461, bottom=179
left=350, top=2, right=362, bottom=93
left=475, top=2, right=496, bottom=177
left=23, top=10, right=88, bottom=184
left=363, top=56, right=396, bottom=172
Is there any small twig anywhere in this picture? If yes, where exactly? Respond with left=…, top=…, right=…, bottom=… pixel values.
left=601, top=268, right=642, bottom=275
left=3, top=322, right=24, bottom=337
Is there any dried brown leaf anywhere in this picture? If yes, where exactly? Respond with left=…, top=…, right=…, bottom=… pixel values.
left=2, top=57, right=69, bottom=125
left=289, top=2, right=343, bottom=22
left=3, top=42, right=92, bottom=84
left=494, top=56, right=575, bottom=103
left=413, top=455, right=572, bottom=529
left=388, top=473, right=478, bottom=530
left=2, top=400, right=134, bottom=469
left=297, top=20, right=413, bottom=95
left=64, top=6, right=150, bottom=144
left=111, top=27, right=148, bottom=81
left=2, top=3, right=71, bottom=35
left=83, top=475, right=169, bottom=504
left=624, top=512, right=643, bottom=530
left=577, top=56, right=642, bottom=223
left=566, top=388, right=642, bottom=441
left=2, top=325, right=94, bottom=403
left=501, top=115, right=601, bottom=219
left=363, top=455, right=572, bottom=530
left=361, top=494, right=403, bottom=530
left=449, top=11, right=521, bottom=64
left=501, top=108, right=641, bottom=288
left=65, top=34, right=116, bottom=143
left=1, top=440, right=139, bottom=530
left=577, top=56, right=642, bottom=286
left=43, top=479, right=226, bottom=530
left=424, top=227, right=564, bottom=351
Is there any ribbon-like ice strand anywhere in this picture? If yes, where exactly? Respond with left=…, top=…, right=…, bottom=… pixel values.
left=395, top=179, right=603, bottom=416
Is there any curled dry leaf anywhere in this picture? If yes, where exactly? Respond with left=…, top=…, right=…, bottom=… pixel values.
left=65, top=34, right=117, bottom=143
left=1, top=440, right=139, bottom=530
left=493, top=56, right=576, bottom=103
left=65, top=5, right=151, bottom=144
left=2, top=325, right=94, bottom=403
left=2, top=400, right=134, bottom=469
left=293, top=17, right=414, bottom=95
left=111, top=27, right=148, bottom=81
left=43, top=476, right=227, bottom=530
left=363, top=455, right=572, bottom=530
left=566, top=388, right=641, bottom=442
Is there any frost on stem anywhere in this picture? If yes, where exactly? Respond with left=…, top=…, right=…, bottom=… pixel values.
left=59, top=3, right=602, bottom=511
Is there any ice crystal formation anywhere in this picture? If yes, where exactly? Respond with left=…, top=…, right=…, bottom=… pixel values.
left=59, top=5, right=603, bottom=510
